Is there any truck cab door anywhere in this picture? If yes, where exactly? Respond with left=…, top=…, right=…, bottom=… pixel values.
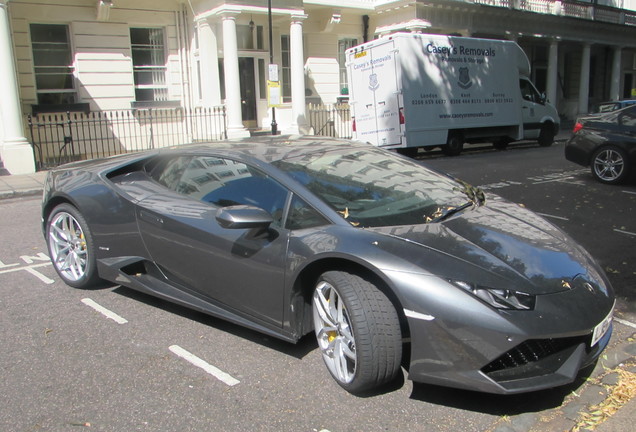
left=519, top=78, right=543, bottom=139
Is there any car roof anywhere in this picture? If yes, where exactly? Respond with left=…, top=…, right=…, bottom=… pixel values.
left=160, top=135, right=368, bottom=163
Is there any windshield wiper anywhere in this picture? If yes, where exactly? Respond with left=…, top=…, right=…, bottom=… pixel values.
left=428, top=201, right=474, bottom=223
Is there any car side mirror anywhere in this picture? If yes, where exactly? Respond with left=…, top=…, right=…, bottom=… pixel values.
left=216, top=205, right=273, bottom=230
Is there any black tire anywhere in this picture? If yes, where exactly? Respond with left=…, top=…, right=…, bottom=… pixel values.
left=590, top=146, right=630, bottom=185
left=443, top=132, right=464, bottom=156
left=312, top=271, right=402, bottom=394
left=538, top=123, right=555, bottom=147
left=396, top=147, right=419, bottom=158
left=46, top=203, right=100, bottom=288
left=493, top=138, right=510, bottom=150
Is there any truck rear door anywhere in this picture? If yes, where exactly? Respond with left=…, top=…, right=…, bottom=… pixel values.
left=347, top=39, right=402, bottom=147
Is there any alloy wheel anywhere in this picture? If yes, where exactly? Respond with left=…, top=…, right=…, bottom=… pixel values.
left=312, top=281, right=357, bottom=384
left=593, top=148, right=625, bottom=182
left=48, top=211, right=88, bottom=282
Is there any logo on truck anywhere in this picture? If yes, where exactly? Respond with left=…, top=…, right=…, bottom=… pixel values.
left=368, top=73, right=379, bottom=91
left=458, top=67, right=473, bottom=89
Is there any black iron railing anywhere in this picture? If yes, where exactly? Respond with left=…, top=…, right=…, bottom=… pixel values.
left=307, top=103, right=353, bottom=139
left=27, top=106, right=227, bottom=169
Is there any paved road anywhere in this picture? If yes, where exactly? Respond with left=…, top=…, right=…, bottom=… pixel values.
left=1, top=141, right=634, bottom=432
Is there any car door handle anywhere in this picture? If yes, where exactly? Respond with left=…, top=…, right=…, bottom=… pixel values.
left=139, top=210, right=164, bottom=226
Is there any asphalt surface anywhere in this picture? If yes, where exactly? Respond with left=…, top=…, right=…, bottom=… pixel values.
left=1, top=139, right=635, bottom=432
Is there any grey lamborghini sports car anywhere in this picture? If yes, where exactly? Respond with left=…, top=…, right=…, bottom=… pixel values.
left=42, top=136, right=614, bottom=395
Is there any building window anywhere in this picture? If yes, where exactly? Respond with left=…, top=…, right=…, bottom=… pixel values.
left=338, top=38, right=357, bottom=96
left=130, top=28, right=168, bottom=101
left=281, top=35, right=291, bottom=103
left=30, top=24, right=76, bottom=105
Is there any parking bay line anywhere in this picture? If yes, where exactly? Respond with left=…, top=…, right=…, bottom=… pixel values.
left=613, top=228, right=636, bottom=237
left=81, top=298, right=128, bottom=324
left=0, top=262, right=54, bottom=284
left=615, top=317, right=636, bottom=330
left=536, top=212, right=569, bottom=221
left=169, top=345, right=240, bottom=387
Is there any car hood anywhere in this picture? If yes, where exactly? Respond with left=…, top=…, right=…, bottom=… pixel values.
left=367, top=197, right=609, bottom=295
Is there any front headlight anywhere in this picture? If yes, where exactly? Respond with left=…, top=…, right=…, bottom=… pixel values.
left=451, top=280, right=536, bottom=310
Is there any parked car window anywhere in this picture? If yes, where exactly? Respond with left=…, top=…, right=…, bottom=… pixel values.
left=620, top=108, right=636, bottom=127
left=153, top=155, right=288, bottom=226
left=286, top=195, right=329, bottom=230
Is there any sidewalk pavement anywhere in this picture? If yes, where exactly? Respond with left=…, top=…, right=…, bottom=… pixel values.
left=0, top=170, right=47, bottom=200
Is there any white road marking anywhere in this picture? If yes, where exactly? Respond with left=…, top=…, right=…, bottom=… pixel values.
left=169, top=345, right=240, bottom=387
left=622, top=190, right=636, bottom=196
left=0, top=262, right=51, bottom=275
left=23, top=267, right=55, bottom=284
left=615, top=317, right=636, bottom=330
left=81, top=298, right=128, bottom=324
left=536, top=212, right=569, bottom=221
left=613, top=229, right=636, bottom=237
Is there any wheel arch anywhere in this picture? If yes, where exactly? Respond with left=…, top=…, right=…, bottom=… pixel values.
left=291, top=257, right=411, bottom=340
left=41, top=195, right=78, bottom=234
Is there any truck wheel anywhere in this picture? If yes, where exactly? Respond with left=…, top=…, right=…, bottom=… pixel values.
left=443, top=132, right=464, bottom=156
left=396, top=147, right=419, bottom=158
left=493, top=138, right=510, bottom=150
left=538, top=123, right=555, bottom=147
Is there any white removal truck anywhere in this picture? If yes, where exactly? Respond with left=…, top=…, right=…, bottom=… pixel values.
left=346, top=33, right=560, bottom=155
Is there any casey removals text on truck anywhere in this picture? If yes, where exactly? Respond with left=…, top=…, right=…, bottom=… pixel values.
left=346, top=33, right=560, bottom=156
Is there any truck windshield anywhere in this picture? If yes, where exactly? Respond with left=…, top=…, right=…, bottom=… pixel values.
left=274, top=147, right=482, bottom=227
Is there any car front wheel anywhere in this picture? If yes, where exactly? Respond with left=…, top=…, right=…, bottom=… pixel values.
left=312, top=271, right=402, bottom=393
left=46, top=203, right=100, bottom=288
left=591, top=146, right=629, bottom=184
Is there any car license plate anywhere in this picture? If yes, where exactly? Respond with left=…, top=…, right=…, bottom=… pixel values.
left=591, top=304, right=614, bottom=347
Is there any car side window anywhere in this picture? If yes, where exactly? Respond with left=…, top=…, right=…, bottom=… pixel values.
left=620, top=109, right=636, bottom=127
left=155, top=155, right=289, bottom=227
left=286, top=195, right=329, bottom=230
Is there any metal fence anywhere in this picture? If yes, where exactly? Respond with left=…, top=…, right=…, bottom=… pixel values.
left=27, top=106, right=227, bottom=169
left=307, top=103, right=353, bottom=139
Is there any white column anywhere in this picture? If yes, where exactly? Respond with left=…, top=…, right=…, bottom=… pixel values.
left=197, top=18, right=221, bottom=107
left=578, top=43, right=591, bottom=115
left=220, top=11, right=248, bottom=137
left=609, top=46, right=622, bottom=101
left=546, top=39, right=559, bottom=105
left=288, top=13, right=308, bottom=134
left=0, top=0, right=35, bottom=174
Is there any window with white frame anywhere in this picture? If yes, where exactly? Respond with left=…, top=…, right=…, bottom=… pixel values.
left=30, top=24, right=76, bottom=105
left=281, top=35, right=291, bottom=103
left=130, top=28, right=168, bottom=101
left=338, top=38, right=357, bottom=96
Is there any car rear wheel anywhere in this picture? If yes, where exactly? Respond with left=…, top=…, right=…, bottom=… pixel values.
left=46, top=204, right=100, bottom=288
left=312, top=271, right=402, bottom=393
left=591, top=146, right=629, bottom=184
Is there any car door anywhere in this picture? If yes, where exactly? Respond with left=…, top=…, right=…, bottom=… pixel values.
left=135, top=154, right=290, bottom=327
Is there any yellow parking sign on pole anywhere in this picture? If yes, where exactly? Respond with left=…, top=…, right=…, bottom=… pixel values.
left=268, top=81, right=281, bottom=107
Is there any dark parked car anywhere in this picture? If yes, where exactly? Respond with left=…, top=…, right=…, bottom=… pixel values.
left=42, top=136, right=614, bottom=395
left=566, top=105, right=636, bottom=184
left=592, top=99, right=636, bottom=115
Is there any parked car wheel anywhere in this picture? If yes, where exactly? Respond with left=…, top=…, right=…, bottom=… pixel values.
left=591, top=146, right=630, bottom=184
left=312, top=271, right=402, bottom=393
left=538, top=123, right=555, bottom=147
left=443, top=132, right=464, bottom=156
left=46, top=204, right=100, bottom=288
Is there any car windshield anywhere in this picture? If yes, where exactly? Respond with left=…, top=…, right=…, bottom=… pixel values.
left=273, top=146, right=482, bottom=227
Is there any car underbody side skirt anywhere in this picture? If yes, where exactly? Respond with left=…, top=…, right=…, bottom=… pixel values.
left=96, top=257, right=298, bottom=343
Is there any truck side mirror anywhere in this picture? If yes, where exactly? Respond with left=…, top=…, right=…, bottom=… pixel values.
left=540, top=93, right=547, bottom=104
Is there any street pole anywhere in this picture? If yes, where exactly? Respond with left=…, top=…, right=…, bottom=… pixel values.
left=268, top=0, right=278, bottom=135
